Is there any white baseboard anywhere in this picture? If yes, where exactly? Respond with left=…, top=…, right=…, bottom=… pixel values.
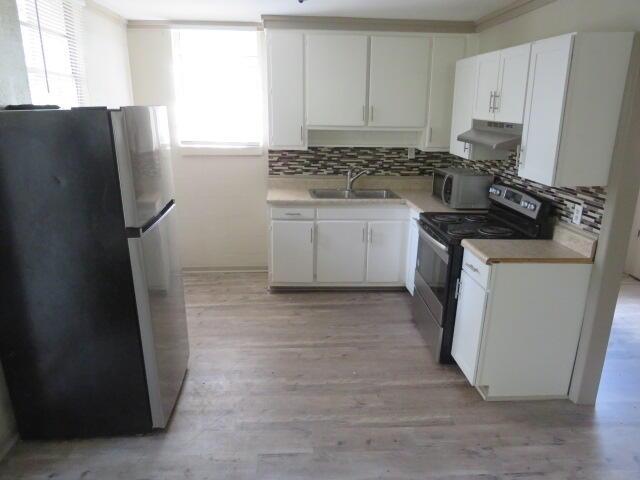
left=183, top=266, right=268, bottom=273
left=0, top=434, right=18, bottom=461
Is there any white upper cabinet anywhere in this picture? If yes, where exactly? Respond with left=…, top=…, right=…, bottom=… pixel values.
left=473, top=51, right=500, bottom=121
left=519, top=32, right=633, bottom=187
left=267, top=31, right=305, bottom=149
left=494, top=44, right=531, bottom=123
left=424, top=37, right=467, bottom=149
left=306, top=34, right=368, bottom=127
left=473, top=44, right=530, bottom=123
left=368, top=36, right=430, bottom=128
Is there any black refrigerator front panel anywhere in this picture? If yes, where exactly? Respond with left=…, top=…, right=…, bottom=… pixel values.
left=0, top=109, right=153, bottom=438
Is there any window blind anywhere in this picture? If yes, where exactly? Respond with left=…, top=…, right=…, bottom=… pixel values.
left=16, top=0, right=87, bottom=107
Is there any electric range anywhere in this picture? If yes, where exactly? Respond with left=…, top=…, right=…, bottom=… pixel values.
left=412, top=184, right=554, bottom=363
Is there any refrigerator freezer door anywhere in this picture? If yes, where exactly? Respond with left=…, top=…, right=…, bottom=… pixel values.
left=112, top=106, right=175, bottom=228
left=128, top=204, right=189, bottom=428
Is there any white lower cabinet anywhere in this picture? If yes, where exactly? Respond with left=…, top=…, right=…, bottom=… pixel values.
left=451, top=270, right=487, bottom=384
left=452, top=249, right=592, bottom=400
left=366, top=221, right=407, bottom=283
left=316, top=221, right=367, bottom=283
left=269, top=206, right=408, bottom=287
left=270, top=221, right=315, bottom=283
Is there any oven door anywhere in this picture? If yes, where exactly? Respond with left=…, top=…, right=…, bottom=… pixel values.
left=415, top=224, right=450, bottom=324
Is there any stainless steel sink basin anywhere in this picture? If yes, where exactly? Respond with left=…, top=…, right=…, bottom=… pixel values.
left=309, top=189, right=400, bottom=200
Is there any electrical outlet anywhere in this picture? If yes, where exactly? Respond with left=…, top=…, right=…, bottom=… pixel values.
left=572, top=204, right=583, bottom=225
left=407, top=147, right=415, bottom=160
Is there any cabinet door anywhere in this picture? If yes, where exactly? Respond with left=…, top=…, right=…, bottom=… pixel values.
left=271, top=221, right=314, bottom=283
left=306, top=34, right=368, bottom=127
left=451, top=270, right=488, bottom=385
left=267, top=31, right=305, bottom=149
left=425, top=37, right=466, bottom=149
left=494, top=43, right=531, bottom=123
left=405, top=218, right=419, bottom=294
left=366, top=221, right=407, bottom=283
left=473, top=51, right=500, bottom=121
left=449, top=56, right=478, bottom=159
left=316, top=221, right=367, bottom=283
left=368, top=36, right=430, bottom=128
left=519, top=35, right=573, bottom=186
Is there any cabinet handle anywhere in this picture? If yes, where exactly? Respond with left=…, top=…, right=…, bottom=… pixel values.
left=369, top=228, right=373, bottom=245
left=285, top=212, right=302, bottom=216
left=370, top=106, right=374, bottom=122
left=465, top=262, right=479, bottom=273
left=489, top=92, right=495, bottom=112
left=362, top=227, right=366, bottom=243
left=428, top=127, right=433, bottom=143
left=362, top=105, right=366, bottom=122
left=493, top=92, right=500, bottom=112
left=463, top=142, right=469, bottom=153
left=310, top=226, right=314, bottom=244
left=300, top=125, right=304, bottom=142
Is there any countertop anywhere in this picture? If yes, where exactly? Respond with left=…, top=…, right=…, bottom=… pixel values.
left=266, top=187, right=460, bottom=213
left=461, top=239, right=594, bottom=265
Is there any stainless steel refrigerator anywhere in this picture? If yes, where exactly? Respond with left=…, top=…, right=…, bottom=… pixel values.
left=0, top=106, right=189, bottom=439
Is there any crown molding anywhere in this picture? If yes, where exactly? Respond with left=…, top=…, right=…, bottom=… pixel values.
left=475, top=0, right=558, bottom=32
left=261, top=15, right=475, bottom=34
left=85, top=0, right=127, bottom=25
left=126, top=20, right=262, bottom=30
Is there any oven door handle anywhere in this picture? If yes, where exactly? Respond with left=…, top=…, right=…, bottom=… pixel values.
left=417, top=222, right=449, bottom=253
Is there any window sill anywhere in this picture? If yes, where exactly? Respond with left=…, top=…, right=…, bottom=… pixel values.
left=178, top=145, right=264, bottom=157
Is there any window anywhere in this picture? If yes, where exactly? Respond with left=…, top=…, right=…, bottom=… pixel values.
left=172, top=29, right=263, bottom=149
left=16, top=0, right=87, bottom=108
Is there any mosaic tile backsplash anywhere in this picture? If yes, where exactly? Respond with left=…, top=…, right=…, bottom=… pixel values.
left=268, top=147, right=606, bottom=234
left=268, top=147, right=456, bottom=176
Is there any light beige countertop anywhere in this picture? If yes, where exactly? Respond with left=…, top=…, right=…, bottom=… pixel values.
left=266, top=176, right=461, bottom=213
left=461, top=238, right=594, bottom=265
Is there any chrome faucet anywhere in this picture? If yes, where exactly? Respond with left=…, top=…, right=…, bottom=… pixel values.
left=346, top=168, right=370, bottom=192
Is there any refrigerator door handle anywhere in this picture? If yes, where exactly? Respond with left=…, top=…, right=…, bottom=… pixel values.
left=126, top=200, right=175, bottom=239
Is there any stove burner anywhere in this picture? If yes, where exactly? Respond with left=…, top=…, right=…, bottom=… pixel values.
left=464, top=215, right=488, bottom=223
left=448, top=225, right=480, bottom=238
left=432, top=215, right=463, bottom=223
left=478, top=225, right=515, bottom=237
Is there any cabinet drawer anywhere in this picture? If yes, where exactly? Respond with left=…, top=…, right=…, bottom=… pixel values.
left=462, top=249, right=491, bottom=288
left=271, top=207, right=316, bottom=220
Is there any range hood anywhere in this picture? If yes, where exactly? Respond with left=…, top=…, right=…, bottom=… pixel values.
left=457, top=120, right=522, bottom=151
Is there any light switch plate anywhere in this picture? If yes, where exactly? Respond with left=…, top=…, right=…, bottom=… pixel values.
left=407, top=147, right=415, bottom=160
left=572, top=204, right=583, bottom=225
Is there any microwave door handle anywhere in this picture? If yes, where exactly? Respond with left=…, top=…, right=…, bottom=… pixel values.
left=441, top=174, right=451, bottom=205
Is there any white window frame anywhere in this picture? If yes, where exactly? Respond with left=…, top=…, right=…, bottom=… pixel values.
left=171, top=27, right=266, bottom=157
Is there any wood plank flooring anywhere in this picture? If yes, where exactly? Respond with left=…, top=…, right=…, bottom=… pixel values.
left=0, top=272, right=639, bottom=479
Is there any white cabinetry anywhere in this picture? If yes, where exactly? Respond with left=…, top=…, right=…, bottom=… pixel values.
left=452, top=249, right=592, bottom=400
left=366, top=221, right=407, bottom=283
left=473, top=44, right=530, bottom=123
left=519, top=32, right=633, bottom=187
left=269, top=206, right=408, bottom=287
left=405, top=212, right=420, bottom=294
left=423, top=37, right=467, bottom=149
left=270, top=221, right=314, bottom=283
left=306, top=34, right=368, bottom=127
left=368, top=36, right=430, bottom=128
left=316, top=221, right=367, bottom=283
left=450, top=57, right=503, bottom=161
left=267, top=31, right=305, bottom=149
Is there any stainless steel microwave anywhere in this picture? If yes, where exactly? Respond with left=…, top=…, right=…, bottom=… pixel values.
left=432, top=167, right=493, bottom=209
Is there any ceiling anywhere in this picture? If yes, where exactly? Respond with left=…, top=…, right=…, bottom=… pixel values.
left=93, top=0, right=516, bottom=23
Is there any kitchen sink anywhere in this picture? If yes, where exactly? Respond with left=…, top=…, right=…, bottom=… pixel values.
left=309, top=189, right=400, bottom=199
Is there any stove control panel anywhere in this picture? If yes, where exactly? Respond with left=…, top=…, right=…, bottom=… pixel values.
left=488, top=183, right=549, bottom=220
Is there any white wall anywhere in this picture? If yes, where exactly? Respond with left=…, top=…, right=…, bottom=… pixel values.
left=127, top=27, right=269, bottom=269
left=478, top=0, right=640, bottom=52
left=0, top=0, right=28, bottom=458
left=83, top=1, right=133, bottom=107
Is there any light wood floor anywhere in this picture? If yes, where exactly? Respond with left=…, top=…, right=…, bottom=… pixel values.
left=1, top=272, right=639, bottom=479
